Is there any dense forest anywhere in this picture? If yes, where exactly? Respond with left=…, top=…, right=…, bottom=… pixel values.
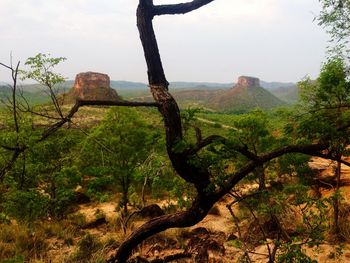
left=1, top=0, right=350, bottom=262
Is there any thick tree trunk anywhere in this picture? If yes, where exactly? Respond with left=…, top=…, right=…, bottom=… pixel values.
left=109, top=195, right=216, bottom=262
left=136, top=0, right=210, bottom=189
left=108, top=2, right=213, bottom=262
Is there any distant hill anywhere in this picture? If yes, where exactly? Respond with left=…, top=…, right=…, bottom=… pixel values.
left=109, top=81, right=233, bottom=90
left=0, top=77, right=297, bottom=107
left=268, top=85, right=298, bottom=103
left=170, top=82, right=232, bottom=89
left=172, top=89, right=220, bottom=102
left=260, top=80, right=295, bottom=90
left=260, top=80, right=299, bottom=103
left=207, top=76, right=285, bottom=112
left=154, top=76, right=287, bottom=112
left=0, top=85, right=50, bottom=105
left=110, top=81, right=148, bottom=90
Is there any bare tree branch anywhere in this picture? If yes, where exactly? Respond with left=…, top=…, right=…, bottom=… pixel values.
left=217, top=142, right=330, bottom=196
left=186, top=134, right=258, bottom=160
left=39, top=99, right=159, bottom=141
left=0, top=62, right=13, bottom=71
left=0, top=60, right=21, bottom=133
left=77, top=99, right=160, bottom=108
left=153, top=0, right=215, bottom=16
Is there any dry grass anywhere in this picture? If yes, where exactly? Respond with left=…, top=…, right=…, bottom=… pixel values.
left=337, top=203, right=350, bottom=242
left=0, top=223, right=49, bottom=261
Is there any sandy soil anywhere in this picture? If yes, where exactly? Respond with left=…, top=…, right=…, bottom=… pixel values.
left=54, top=156, right=350, bottom=262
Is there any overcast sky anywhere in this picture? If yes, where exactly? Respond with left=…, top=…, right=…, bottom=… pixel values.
left=0, top=0, right=329, bottom=83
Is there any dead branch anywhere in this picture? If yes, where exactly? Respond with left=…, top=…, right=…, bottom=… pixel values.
left=153, top=0, right=215, bottom=16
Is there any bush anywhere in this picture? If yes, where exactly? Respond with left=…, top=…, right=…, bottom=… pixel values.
left=3, top=190, right=49, bottom=222
left=87, top=176, right=114, bottom=195
left=50, top=189, right=76, bottom=218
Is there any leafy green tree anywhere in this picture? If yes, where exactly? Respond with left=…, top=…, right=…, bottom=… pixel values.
left=80, top=107, right=157, bottom=213
left=318, top=0, right=350, bottom=42
left=0, top=53, right=69, bottom=180
left=29, top=131, right=82, bottom=218
left=229, top=110, right=275, bottom=190
left=318, top=0, right=350, bottom=62
left=20, top=53, right=67, bottom=117
left=0, top=130, right=82, bottom=221
left=297, top=57, right=350, bottom=234
left=2, top=189, right=49, bottom=222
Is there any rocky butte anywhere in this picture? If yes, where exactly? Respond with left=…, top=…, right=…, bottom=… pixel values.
left=208, top=76, right=284, bottom=112
left=66, top=72, right=120, bottom=102
left=235, top=76, right=260, bottom=89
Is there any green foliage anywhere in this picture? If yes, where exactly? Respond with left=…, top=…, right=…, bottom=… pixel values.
left=299, top=59, right=349, bottom=109
left=277, top=243, right=318, bottom=263
left=0, top=212, right=10, bottom=224
left=0, top=129, right=82, bottom=220
left=181, top=107, right=200, bottom=133
left=172, top=139, right=191, bottom=153
left=27, top=132, right=81, bottom=218
left=318, top=0, right=350, bottom=42
left=295, top=58, right=350, bottom=146
left=229, top=109, right=273, bottom=154
left=277, top=153, right=313, bottom=182
left=21, top=53, right=66, bottom=87
left=2, top=190, right=49, bottom=222
left=80, top=107, right=158, bottom=211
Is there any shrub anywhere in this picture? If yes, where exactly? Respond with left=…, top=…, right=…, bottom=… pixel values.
left=3, top=190, right=49, bottom=222
left=50, top=189, right=76, bottom=218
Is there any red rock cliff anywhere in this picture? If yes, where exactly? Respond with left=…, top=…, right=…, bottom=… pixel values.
left=67, top=72, right=119, bottom=102
left=235, top=76, right=260, bottom=88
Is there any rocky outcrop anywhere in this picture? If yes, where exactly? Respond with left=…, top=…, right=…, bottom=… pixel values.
left=236, top=76, right=260, bottom=88
left=207, top=75, right=285, bottom=112
left=66, top=72, right=120, bottom=102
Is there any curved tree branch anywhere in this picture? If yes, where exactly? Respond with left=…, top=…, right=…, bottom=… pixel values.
left=186, top=134, right=258, bottom=160
left=153, top=0, right=215, bottom=16
left=108, top=195, right=216, bottom=263
left=217, top=142, right=330, bottom=196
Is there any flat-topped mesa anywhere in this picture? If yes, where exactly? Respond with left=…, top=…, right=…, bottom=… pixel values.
left=74, top=72, right=110, bottom=91
left=68, top=72, right=120, bottom=101
left=235, top=76, right=260, bottom=88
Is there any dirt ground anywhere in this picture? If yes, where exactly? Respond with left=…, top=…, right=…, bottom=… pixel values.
left=44, top=156, right=350, bottom=262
